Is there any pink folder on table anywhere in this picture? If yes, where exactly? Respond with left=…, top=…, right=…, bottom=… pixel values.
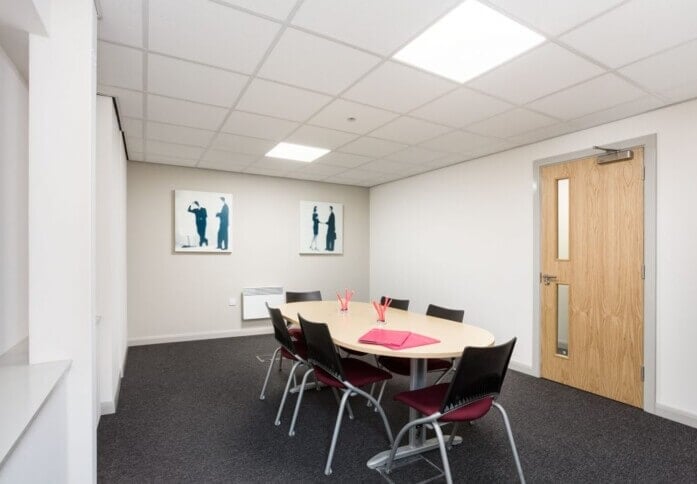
left=359, top=329, right=440, bottom=350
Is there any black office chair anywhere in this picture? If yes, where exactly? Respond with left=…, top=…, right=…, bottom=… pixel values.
left=259, top=305, right=310, bottom=428
left=289, top=315, right=393, bottom=476
left=377, top=303, right=464, bottom=379
left=385, top=339, right=524, bottom=484
left=381, top=296, right=410, bottom=311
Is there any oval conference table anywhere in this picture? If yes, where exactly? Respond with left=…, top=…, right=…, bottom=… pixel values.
left=279, top=300, right=495, bottom=469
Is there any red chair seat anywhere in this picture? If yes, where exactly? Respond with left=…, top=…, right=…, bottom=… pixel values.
left=378, top=356, right=452, bottom=376
left=280, top=339, right=307, bottom=360
left=394, top=383, right=493, bottom=422
left=314, top=358, right=392, bottom=389
left=288, top=326, right=303, bottom=339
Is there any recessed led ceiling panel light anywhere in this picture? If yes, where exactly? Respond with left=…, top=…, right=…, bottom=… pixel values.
left=265, top=142, right=330, bottom=162
left=393, top=0, right=545, bottom=83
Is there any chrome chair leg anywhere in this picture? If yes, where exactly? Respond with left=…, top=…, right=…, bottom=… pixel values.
left=332, top=387, right=354, bottom=420
left=493, top=402, right=525, bottom=484
left=259, top=347, right=281, bottom=400
left=288, top=368, right=314, bottom=437
left=346, top=384, right=394, bottom=444
left=277, top=347, right=283, bottom=371
left=385, top=414, right=436, bottom=473
left=275, top=361, right=301, bottom=426
left=447, top=422, right=459, bottom=450
left=433, top=423, right=453, bottom=484
left=325, top=389, right=351, bottom=475
left=366, top=383, right=376, bottom=407
left=374, top=380, right=387, bottom=412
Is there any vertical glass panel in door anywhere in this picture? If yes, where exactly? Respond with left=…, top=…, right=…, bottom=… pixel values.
left=557, top=178, right=569, bottom=260
left=557, top=284, right=569, bottom=356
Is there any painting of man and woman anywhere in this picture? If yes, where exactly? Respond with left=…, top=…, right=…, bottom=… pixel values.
left=299, top=201, right=343, bottom=255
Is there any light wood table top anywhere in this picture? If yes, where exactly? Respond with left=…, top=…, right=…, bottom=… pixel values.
left=279, top=301, right=495, bottom=359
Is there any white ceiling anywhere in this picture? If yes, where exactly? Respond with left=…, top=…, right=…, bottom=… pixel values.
left=97, top=0, right=697, bottom=187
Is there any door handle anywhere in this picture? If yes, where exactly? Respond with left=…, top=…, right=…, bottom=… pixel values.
left=541, top=274, right=558, bottom=286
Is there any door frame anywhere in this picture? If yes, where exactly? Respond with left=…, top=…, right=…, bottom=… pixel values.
left=532, top=134, right=657, bottom=414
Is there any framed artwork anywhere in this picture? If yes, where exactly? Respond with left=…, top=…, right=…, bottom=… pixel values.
left=174, top=190, right=232, bottom=253
left=299, top=201, right=343, bottom=254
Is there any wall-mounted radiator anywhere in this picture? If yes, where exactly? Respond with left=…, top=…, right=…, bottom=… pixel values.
left=242, top=287, right=284, bottom=320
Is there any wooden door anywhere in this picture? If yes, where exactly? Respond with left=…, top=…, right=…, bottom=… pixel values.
left=540, top=147, right=644, bottom=407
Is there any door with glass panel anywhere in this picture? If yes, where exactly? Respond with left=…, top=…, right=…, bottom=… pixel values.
left=540, top=147, right=644, bottom=407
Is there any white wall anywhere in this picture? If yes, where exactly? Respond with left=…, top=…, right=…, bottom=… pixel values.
left=370, top=98, right=697, bottom=423
left=127, top=162, right=370, bottom=345
left=27, top=0, right=98, bottom=481
left=0, top=44, right=28, bottom=356
left=0, top=378, right=67, bottom=483
left=96, top=95, right=127, bottom=414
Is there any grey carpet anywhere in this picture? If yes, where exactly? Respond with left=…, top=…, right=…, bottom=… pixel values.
left=98, top=335, right=697, bottom=483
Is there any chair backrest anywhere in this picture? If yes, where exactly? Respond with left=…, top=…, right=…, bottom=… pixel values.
left=286, top=290, right=322, bottom=303
left=380, top=296, right=410, bottom=311
left=298, top=314, right=344, bottom=382
left=440, top=338, right=516, bottom=414
left=266, top=303, right=296, bottom=355
left=426, top=304, right=464, bottom=323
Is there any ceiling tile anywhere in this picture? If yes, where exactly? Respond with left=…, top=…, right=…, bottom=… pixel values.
left=314, top=152, right=372, bottom=168
left=147, top=94, right=228, bottom=130
left=420, top=130, right=500, bottom=153
left=146, top=140, right=204, bottom=159
left=308, top=99, right=399, bottom=134
left=527, top=74, right=647, bottom=120
left=97, top=0, right=143, bottom=47
left=359, top=158, right=418, bottom=174
left=237, top=79, right=332, bottom=122
left=221, top=111, right=299, bottom=140
left=99, top=85, right=143, bottom=118
left=343, top=61, right=456, bottom=113
left=468, top=43, right=605, bottom=104
left=384, top=146, right=450, bottom=164
left=126, top=137, right=144, bottom=153
left=198, top=149, right=257, bottom=171
left=285, top=125, right=358, bottom=150
left=466, top=108, right=558, bottom=138
left=98, top=41, right=142, bottom=90
left=567, top=96, right=665, bottom=131
left=148, top=0, right=280, bottom=73
left=338, top=136, right=407, bottom=157
left=658, top=81, right=697, bottom=104
left=146, top=121, right=215, bottom=147
left=129, top=151, right=144, bottom=161
left=619, top=38, right=697, bottom=93
left=147, top=54, right=248, bottom=107
left=292, top=0, right=461, bottom=55
left=424, top=152, right=466, bottom=168
left=508, top=122, right=577, bottom=146
left=329, top=167, right=385, bottom=184
left=144, top=155, right=198, bottom=167
left=253, top=157, right=309, bottom=171
left=211, top=133, right=275, bottom=155
left=244, top=164, right=292, bottom=177
left=291, top=163, right=348, bottom=178
left=216, top=0, right=296, bottom=20
left=411, top=87, right=512, bottom=128
left=370, top=116, right=451, bottom=144
left=120, top=117, right=143, bottom=138
left=559, top=0, right=697, bottom=68
left=258, top=28, right=381, bottom=95
left=486, top=0, right=624, bottom=36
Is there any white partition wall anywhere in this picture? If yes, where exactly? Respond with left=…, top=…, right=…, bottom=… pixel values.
left=28, top=0, right=98, bottom=481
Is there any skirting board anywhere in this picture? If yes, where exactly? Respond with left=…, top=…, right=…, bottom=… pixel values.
left=128, top=326, right=273, bottom=347
left=654, top=403, right=697, bottom=430
left=508, top=360, right=537, bottom=377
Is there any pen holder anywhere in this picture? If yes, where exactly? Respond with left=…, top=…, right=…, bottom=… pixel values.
left=337, top=288, right=354, bottom=312
left=373, top=298, right=391, bottom=325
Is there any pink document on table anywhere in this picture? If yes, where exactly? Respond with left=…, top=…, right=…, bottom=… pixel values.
left=359, top=329, right=440, bottom=350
